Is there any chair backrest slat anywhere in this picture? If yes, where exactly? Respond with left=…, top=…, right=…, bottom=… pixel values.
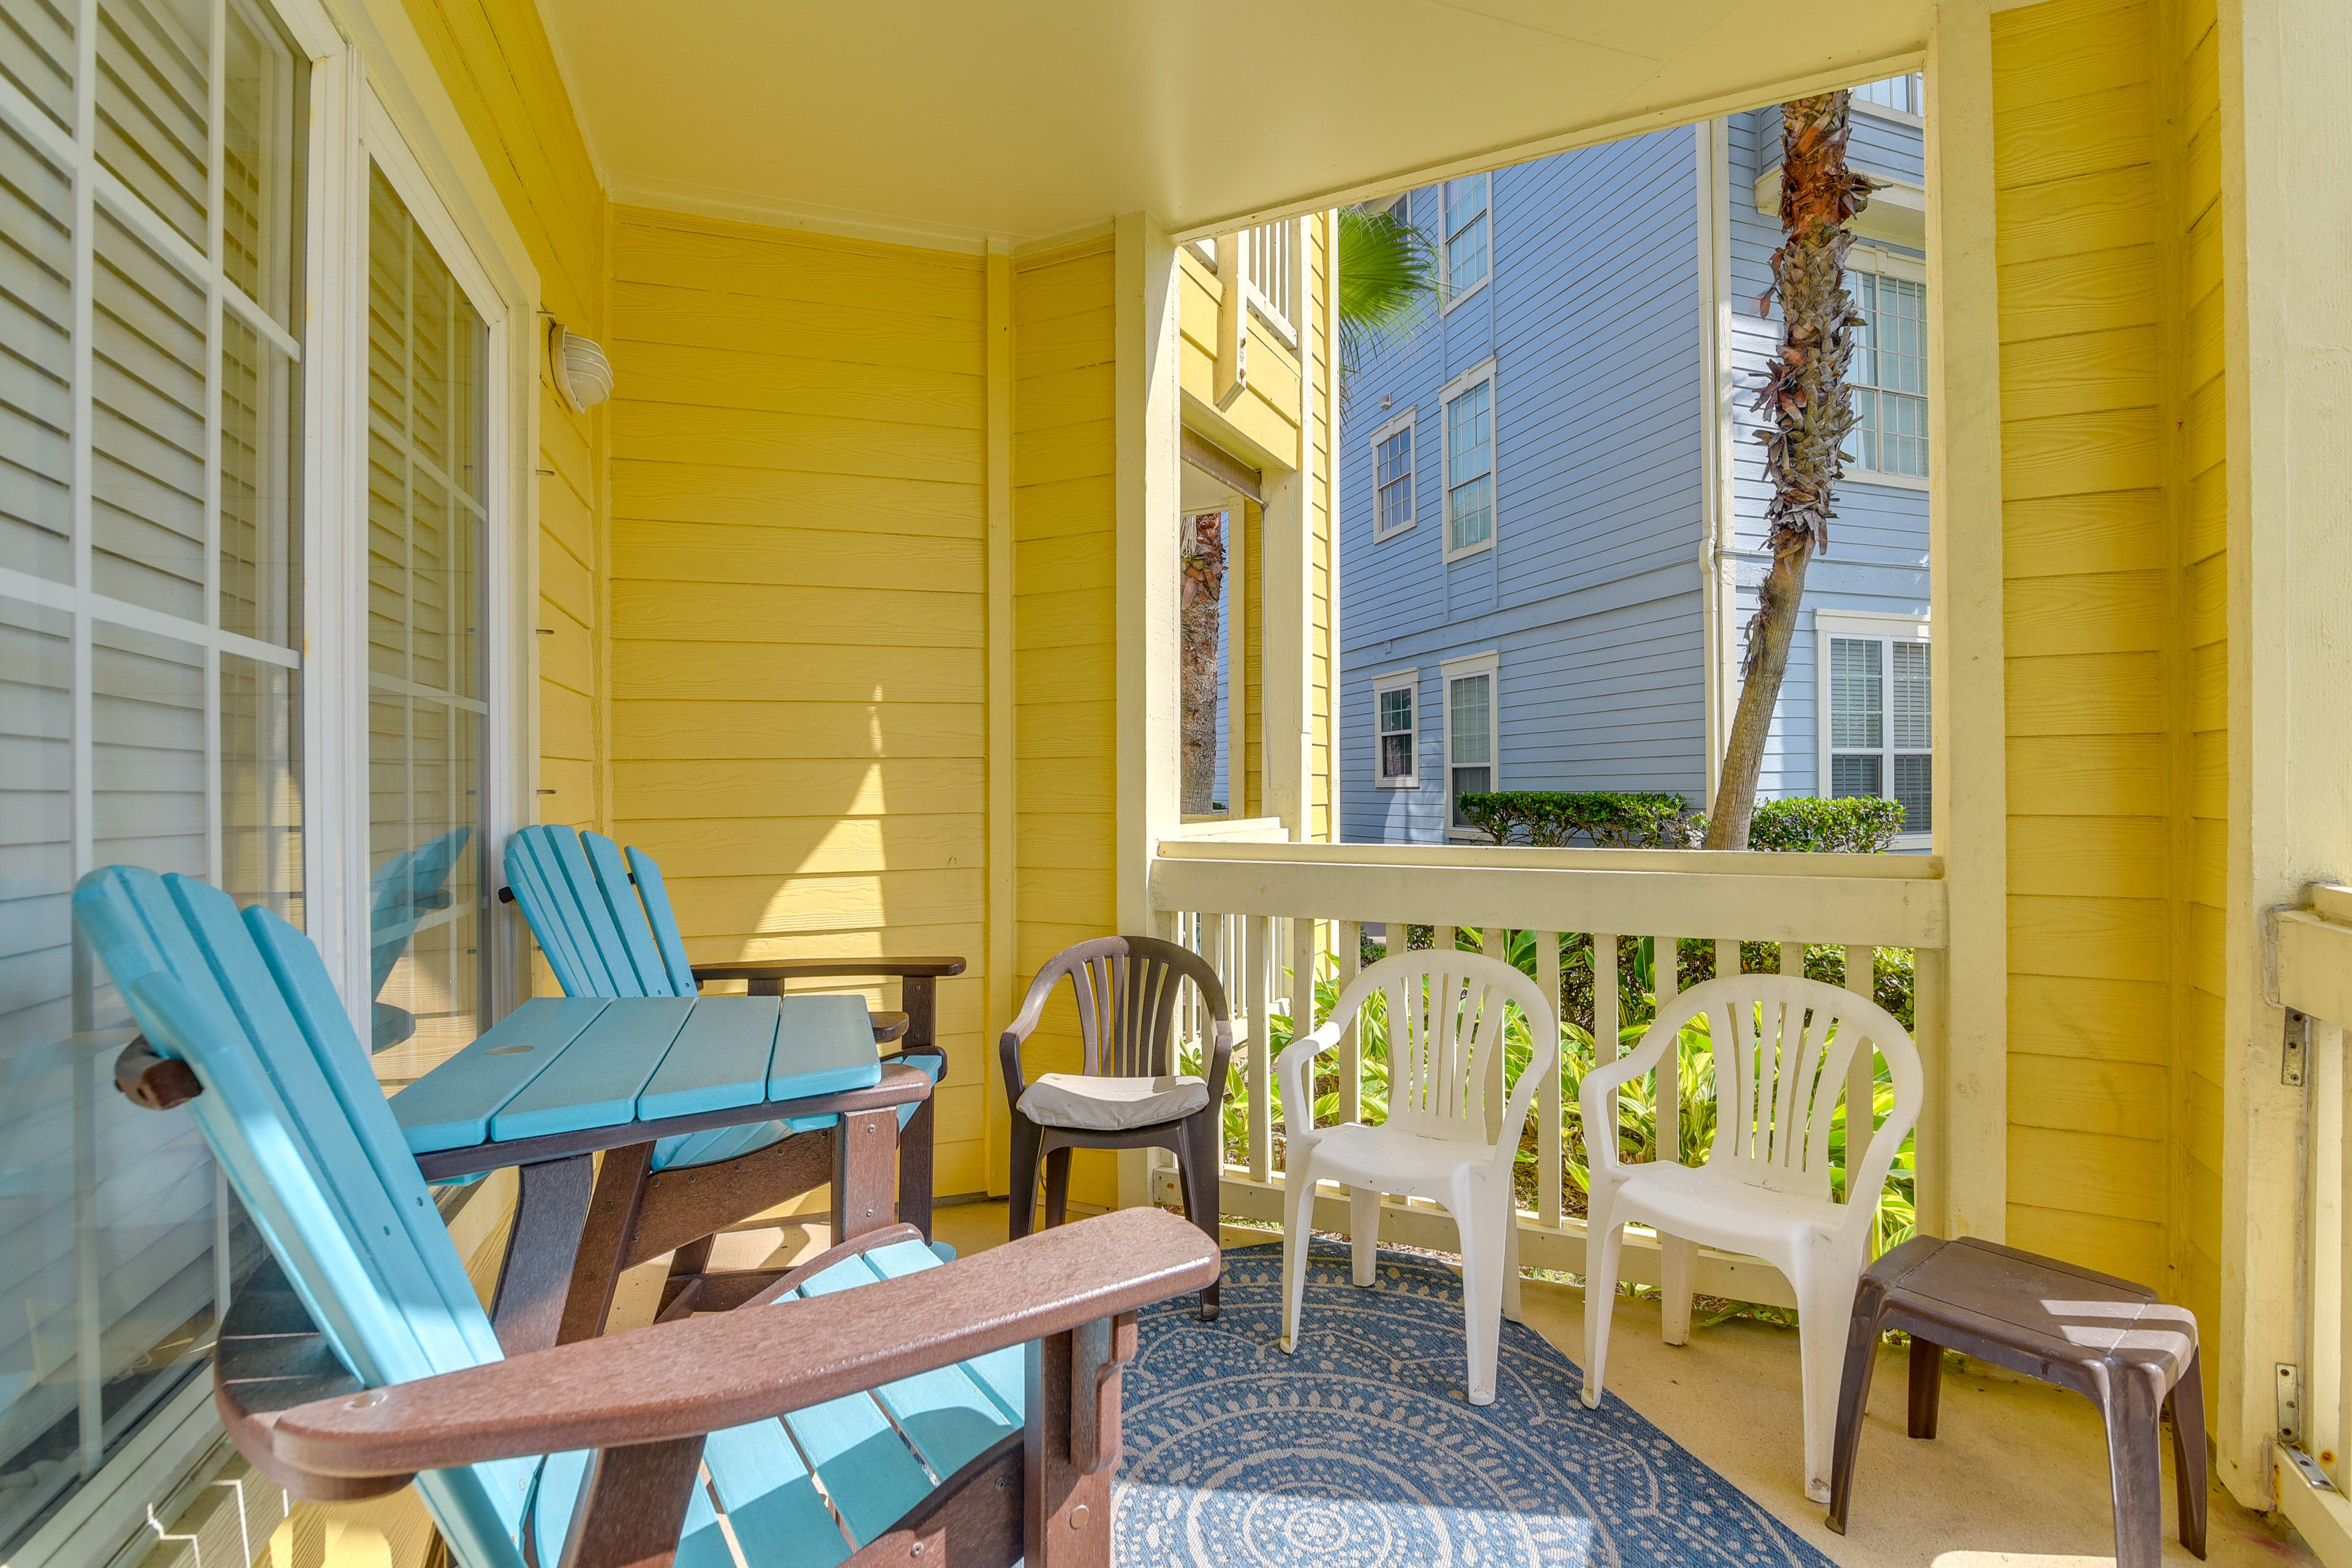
left=1644, top=974, right=1915, bottom=1202
left=75, top=867, right=541, bottom=1567
left=581, top=831, right=673, bottom=994
left=624, top=845, right=699, bottom=993
left=505, top=827, right=700, bottom=1000
left=1027, top=936, right=1226, bottom=1083
left=1330, top=951, right=1552, bottom=1143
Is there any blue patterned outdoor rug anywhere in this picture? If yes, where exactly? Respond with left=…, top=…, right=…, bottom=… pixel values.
left=1114, top=1240, right=1837, bottom=1567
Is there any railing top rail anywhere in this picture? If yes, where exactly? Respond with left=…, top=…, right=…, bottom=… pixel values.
left=1164, top=816, right=1289, bottom=843
left=1150, top=845, right=1948, bottom=950
left=1156, top=837, right=1945, bottom=881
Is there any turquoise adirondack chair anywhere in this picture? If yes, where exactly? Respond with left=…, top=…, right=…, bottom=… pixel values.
left=77, top=865, right=1213, bottom=1568
left=499, top=826, right=959, bottom=1267
left=368, top=826, right=472, bottom=1051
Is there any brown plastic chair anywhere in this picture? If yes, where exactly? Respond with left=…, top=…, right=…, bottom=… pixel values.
left=1000, top=935, right=1234, bottom=1317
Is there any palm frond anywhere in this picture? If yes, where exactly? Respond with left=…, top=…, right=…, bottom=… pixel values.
left=1336, top=205, right=1441, bottom=394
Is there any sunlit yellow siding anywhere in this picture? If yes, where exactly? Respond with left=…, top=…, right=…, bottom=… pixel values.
left=1308, top=213, right=1335, bottom=841
left=398, top=0, right=610, bottom=838
left=1012, top=236, right=1120, bottom=1208
left=1991, top=0, right=2225, bottom=1336
left=605, top=208, right=992, bottom=1197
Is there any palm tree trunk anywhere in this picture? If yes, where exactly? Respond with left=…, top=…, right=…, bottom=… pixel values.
left=1181, top=510, right=1228, bottom=813
left=1706, top=92, right=1874, bottom=850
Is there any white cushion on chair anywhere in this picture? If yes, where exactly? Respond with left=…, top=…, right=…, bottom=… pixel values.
left=1019, top=1072, right=1209, bottom=1132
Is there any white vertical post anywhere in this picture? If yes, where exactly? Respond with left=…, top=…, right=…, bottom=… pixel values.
left=1844, top=944, right=1879, bottom=1221
left=1537, top=931, right=1563, bottom=1228
left=1337, top=921, right=1362, bottom=1125
left=1248, top=914, right=1273, bottom=1183
left=1716, top=937, right=1741, bottom=984
left=1652, top=935, right=1679, bottom=1166
left=1482, top=928, right=1509, bottom=1143
left=1593, top=932, right=1621, bottom=1156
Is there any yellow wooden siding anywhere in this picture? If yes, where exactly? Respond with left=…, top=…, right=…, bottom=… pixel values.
left=1991, top=0, right=2225, bottom=1336
left=1013, top=237, right=1119, bottom=1208
left=1174, top=247, right=1305, bottom=464
left=397, top=0, right=611, bottom=846
left=607, top=208, right=992, bottom=1196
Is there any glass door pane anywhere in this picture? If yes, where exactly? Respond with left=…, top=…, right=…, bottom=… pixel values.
left=0, top=0, right=303, bottom=1545
left=364, top=165, right=488, bottom=1084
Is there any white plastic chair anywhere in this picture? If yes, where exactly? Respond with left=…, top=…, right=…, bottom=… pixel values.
left=1579, top=973, right=1922, bottom=1502
left=1276, top=949, right=1558, bottom=1404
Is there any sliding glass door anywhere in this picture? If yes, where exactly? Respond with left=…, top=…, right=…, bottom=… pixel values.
left=0, top=0, right=304, bottom=1546
left=363, top=164, right=489, bottom=1084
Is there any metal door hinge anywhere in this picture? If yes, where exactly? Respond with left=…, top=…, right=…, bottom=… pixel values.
left=2280, top=1363, right=2305, bottom=1444
left=2285, top=1009, right=2310, bottom=1087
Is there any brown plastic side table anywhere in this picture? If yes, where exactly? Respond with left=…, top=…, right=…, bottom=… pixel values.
left=1826, top=1234, right=2207, bottom=1566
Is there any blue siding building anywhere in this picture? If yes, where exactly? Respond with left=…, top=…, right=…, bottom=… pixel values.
left=1338, top=83, right=1932, bottom=846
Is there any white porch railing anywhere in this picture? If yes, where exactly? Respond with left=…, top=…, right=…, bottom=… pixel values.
left=2274, top=884, right=2352, bottom=1563
left=1148, top=836, right=1950, bottom=1310
left=1186, top=223, right=1299, bottom=345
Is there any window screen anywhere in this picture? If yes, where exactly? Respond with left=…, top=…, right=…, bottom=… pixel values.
left=1851, top=273, right=1928, bottom=478
left=1448, top=671, right=1493, bottom=827
left=1828, top=633, right=1931, bottom=834
left=1377, top=683, right=1415, bottom=781
left=1444, top=173, right=1488, bottom=296
left=1375, top=426, right=1412, bottom=537
left=1446, top=380, right=1493, bottom=553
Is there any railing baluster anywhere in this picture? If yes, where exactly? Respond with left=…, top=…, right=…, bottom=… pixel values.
left=1537, top=930, right=1563, bottom=1228
left=1652, top=935, right=1679, bottom=1166
left=1593, top=931, right=1621, bottom=1162
left=1482, top=927, right=1509, bottom=1143
left=1844, top=944, right=1877, bottom=1221
left=1248, top=914, right=1273, bottom=1183
left=1337, top=921, right=1361, bottom=1126
left=1779, top=940, right=1805, bottom=976
left=1715, top=937, right=1740, bottom=982
left=1289, top=916, right=1320, bottom=1139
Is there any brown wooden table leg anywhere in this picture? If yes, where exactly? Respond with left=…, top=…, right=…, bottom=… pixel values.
left=1907, top=1333, right=1943, bottom=1438
left=2168, top=1348, right=2210, bottom=1558
left=834, top=1108, right=899, bottom=1243
left=489, top=1154, right=595, bottom=1356
left=559, top=1142, right=655, bottom=1345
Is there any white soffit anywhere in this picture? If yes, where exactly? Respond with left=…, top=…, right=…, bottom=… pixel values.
left=538, top=0, right=1929, bottom=247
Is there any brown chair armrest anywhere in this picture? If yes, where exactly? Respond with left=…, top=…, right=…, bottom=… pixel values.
left=268, top=1207, right=1216, bottom=1482
left=690, top=957, right=967, bottom=982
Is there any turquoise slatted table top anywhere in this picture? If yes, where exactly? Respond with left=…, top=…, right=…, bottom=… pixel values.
left=391, top=995, right=884, bottom=1156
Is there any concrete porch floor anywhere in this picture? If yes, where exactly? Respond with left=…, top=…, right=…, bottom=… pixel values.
left=617, top=1199, right=2315, bottom=1568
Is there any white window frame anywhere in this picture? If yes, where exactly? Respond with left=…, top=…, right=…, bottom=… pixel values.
left=1842, top=248, right=1929, bottom=491
left=1368, top=408, right=1417, bottom=541
left=1439, top=170, right=1491, bottom=312
left=1438, top=359, right=1498, bottom=562
left=1814, top=609, right=1931, bottom=850
left=1440, top=651, right=1499, bottom=840
left=1372, top=668, right=1419, bottom=788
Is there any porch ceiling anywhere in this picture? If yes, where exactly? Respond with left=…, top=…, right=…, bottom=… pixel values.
left=536, top=0, right=1928, bottom=246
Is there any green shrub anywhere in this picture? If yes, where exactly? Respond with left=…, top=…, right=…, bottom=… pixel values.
left=1454, top=790, right=1700, bottom=848
left=1743, top=794, right=1907, bottom=853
